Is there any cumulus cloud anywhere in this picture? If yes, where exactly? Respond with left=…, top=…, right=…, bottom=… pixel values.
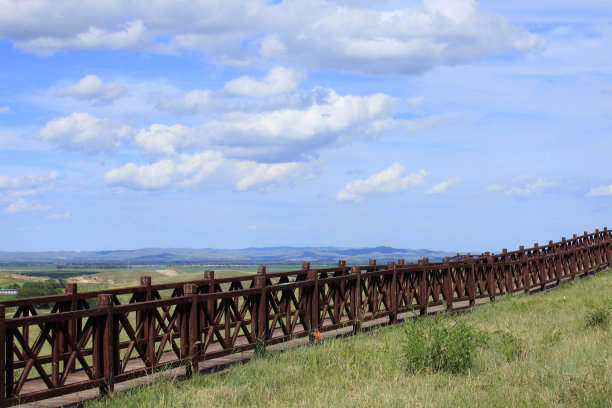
left=428, top=177, right=461, bottom=194
left=133, top=123, right=196, bottom=159
left=156, top=89, right=222, bottom=115
left=143, top=86, right=415, bottom=163
left=336, top=163, right=426, bottom=202
left=587, top=185, right=612, bottom=196
left=130, top=86, right=449, bottom=168
left=0, top=107, right=10, bottom=114
left=201, top=88, right=399, bottom=161
left=104, top=151, right=309, bottom=191
left=15, top=20, right=148, bottom=55
left=57, top=74, right=127, bottom=105
left=0, top=170, right=58, bottom=214
left=224, top=67, right=305, bottom=97
left=0, top=0, right=543, bottom=75
left=35, top=113, right=131, bottom=155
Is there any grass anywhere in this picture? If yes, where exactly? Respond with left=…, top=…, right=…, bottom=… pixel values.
left=84, top=268, right=612, bottom=408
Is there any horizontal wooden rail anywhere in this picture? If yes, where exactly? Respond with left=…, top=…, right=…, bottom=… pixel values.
left=0, top=228, right=610, bottom=406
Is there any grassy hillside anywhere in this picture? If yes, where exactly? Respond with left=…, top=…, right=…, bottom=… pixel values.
left=87, top=269, right=612, bottom=408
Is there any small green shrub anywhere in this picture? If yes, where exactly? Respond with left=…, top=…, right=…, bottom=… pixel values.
left=585, top=306, right=610, bottom=329
left=403, top=314, right=486, bottom=374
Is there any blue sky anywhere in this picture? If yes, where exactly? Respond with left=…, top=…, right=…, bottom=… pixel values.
left=0, top=0, right=610, bottom=253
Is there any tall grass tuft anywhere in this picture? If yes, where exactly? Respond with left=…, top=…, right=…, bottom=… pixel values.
left=403, top=313, right=487, bottom=374
left=585, top=305, right=610, bottom=329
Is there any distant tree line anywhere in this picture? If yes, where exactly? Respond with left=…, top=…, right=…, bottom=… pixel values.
left=16, top=279, right=65, bottom=308
left=56, top=263, right=133, bottom=269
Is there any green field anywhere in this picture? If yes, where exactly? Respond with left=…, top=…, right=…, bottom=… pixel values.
left=85, top=269, right=612, bottom=408
left=0, top=262, right=335, bottom=293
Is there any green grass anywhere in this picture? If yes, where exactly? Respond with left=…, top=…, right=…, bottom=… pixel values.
left=85, top=269, right=612, bottom=408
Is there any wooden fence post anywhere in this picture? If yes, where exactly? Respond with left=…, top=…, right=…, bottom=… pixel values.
left=0, top=305, right=12, bottom=405
left=307, top=263, right=319, bottom=340
left=519, top=246, right=529, bottom=294
left=334, top=260, right=345, bottom=330
left=442, top=257, right=453, bottom=311
left=604, top=227, right=611, bottom=266
left=502, top=249, right=511, bottom=292
left=52, top=319, right=60, bottom=387
left=466, top=255, right=475, bottom=308
left=0, top=305, right=5, bottom=407
left=4, top=313, right=12, bottom=403
left=548, top=240, right=559, bottom=284
left=351, top=266, right=361, bottom=334
left=561, top=237, right=575, bottom=280
left=582, top=232, right=590, bottom=274
left=388, top=261, right=398, bottom=324
left=419, top=258, right=429, bottom=316
left=64, top=283, right=78, bottom=374
left=96, top=294, right=116, bottom=394
left=584, top=231, right=592, bottom=273
left=594, top=229, right=602, bottom=267
left=534, top=243, right=545, bottom=291
left=485, top=253, right=495, bottom=302
left=184, top=284, right=199, bottom=377
left=138, top=276, right=154, bottom=368
left=254, top=266, right=268, bottom=353
left=604, top=227, right=612, bottom=266
left=203, top=270, right=215, bottom=336
left=397, top=259, right=405, bottom=315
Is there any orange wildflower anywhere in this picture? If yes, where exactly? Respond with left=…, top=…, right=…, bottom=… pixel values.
left=313, top=330, right=322, bottom=338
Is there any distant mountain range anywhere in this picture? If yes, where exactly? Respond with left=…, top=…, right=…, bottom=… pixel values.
left=0, top=246, right=456, bottom=264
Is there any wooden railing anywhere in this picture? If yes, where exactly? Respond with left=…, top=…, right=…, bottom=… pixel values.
left=0, top=228, right=610, bottom=406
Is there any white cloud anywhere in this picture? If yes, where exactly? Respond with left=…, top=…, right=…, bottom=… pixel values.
left=587, top=185, right=612, bottom=196
left=0, top=171, right=58, bottom=190
left=0, top=170, right=58, bottom=215
left=35, top=113, right=131, bottom=155
left=234, top=160, right=303, bottom=191
left=0, top=107, right=10, bottom=114
left=15, top=20, right=148, bottom=55
left=0, top=1, right=543, bottom=75
left=4, top=198, right=50, bottom=214
left=137, top=86, right=417, bottom=163
left=428, top=177, right=461, bottom=194
left=156, top=89, right=222, bottom=115
left=57, top=74, right=127, bottom=105
left=104, top=151, right=309, bottom=191
left=486, top=177, right=557, bottom=197
left=46, top=210, right=71, bottom=220
left=201, top=88, right=399, bottom=161
left=336, top=163, right=426, bottom=202
left=505, top=179, right=556, bottom=197
left=133, top=123, right=196, bottom=159
left=224, top=67, right=305, bottom=97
